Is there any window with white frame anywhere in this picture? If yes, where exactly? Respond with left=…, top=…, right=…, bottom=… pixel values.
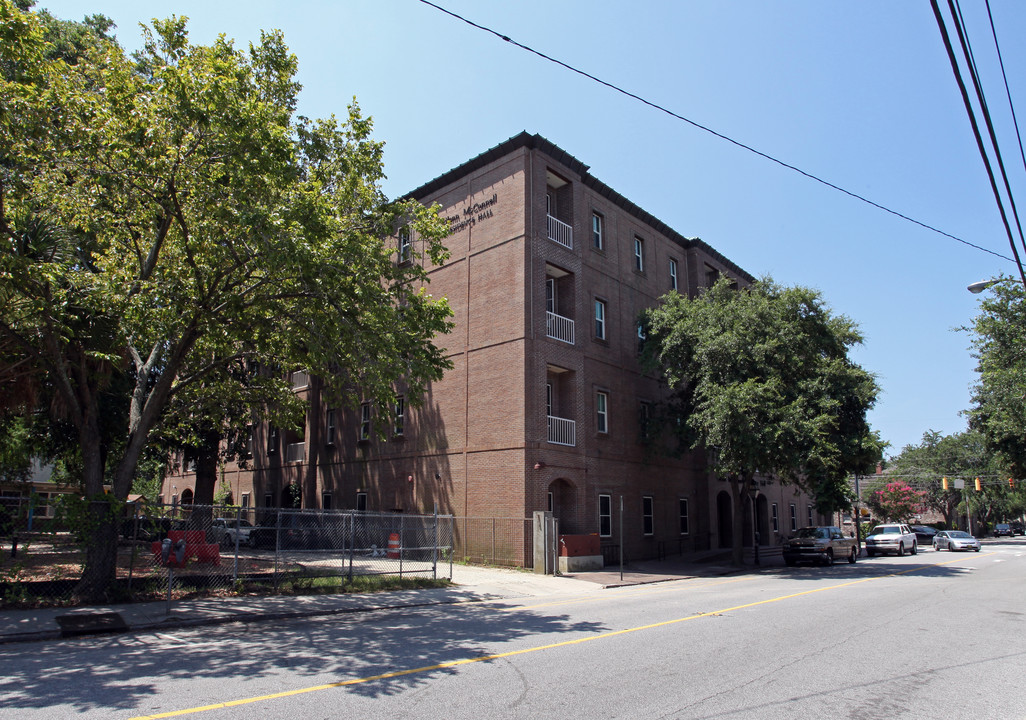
left=398, top=227, right=412, bottom=264
left=807, top=505, right=814, bottom=526
left=594, top=298, right=607, bottom=340
left=326, top=409, right=336, bottom=446
left=592, top=212, right=604, bottom=250
left=359, top=403, right=371, bottom=441
left=679, top=498, right=689, bottom=535
left=394, top=396, right=405, bottom=436
left=599, top=494, right=612, bottom=537
left=634, top=236, right=644, bottom=272
left=669, top=258, right=678, bottom=290
left=268, top=427, right=279, bottom=454
left=596, top=391, right=609, bottom=433
left=790, top=503, right=797, bottom=532
left=642, top=495, right=654, bottom=535
left=545, top=278, right=556, bottom=313
left=263, top=492, right=273, bottom=509
left=771, top=503, right=779, bottom=533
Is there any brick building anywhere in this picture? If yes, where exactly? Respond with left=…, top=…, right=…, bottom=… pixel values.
left=162, top=132, right=824, bottom=562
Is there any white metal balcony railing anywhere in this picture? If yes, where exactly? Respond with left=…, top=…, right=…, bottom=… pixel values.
left=545, top=311, right=575, bottom=345
left=547, top=214, right=573, bottom=250
left=547, top=415, right=576, bottom=446
left=286, top=442, right=306, bottom=463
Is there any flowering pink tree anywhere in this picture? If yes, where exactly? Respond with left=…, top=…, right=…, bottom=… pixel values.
left=867, top=481, right=927, bottom=522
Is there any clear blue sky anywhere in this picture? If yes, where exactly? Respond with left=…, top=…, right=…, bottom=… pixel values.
left=38, top=0, right=1026, bottom=457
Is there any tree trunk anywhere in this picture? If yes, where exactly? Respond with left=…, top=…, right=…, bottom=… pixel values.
left=303, top=376, right=322, bottom=509
left=729, top=474, right=751, bottom=566
left=73, top=411, right=122, bottom=603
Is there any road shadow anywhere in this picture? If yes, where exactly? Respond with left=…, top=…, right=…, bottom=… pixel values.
left=0, top=595, right=609, bottom=714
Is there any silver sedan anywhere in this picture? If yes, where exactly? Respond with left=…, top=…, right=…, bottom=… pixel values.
left=933, top=530, right=981, bottom=552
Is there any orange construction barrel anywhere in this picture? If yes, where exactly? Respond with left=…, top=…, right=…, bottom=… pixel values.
left=387, top=532, right=400, bottom=559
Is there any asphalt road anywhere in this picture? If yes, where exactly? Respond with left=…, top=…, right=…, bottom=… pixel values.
left=3, top=538, right=1025, bottom=720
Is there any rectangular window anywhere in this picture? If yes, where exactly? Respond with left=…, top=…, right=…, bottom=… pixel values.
left=637, top=323, right=646, bottom=354
left=642, top=496, right=654, bottom=536
left=290, top=370, right=309, bottom=389
left=326, top=409, right=336, bottom=446
left=264, top=492, right=274, bottom=509
left=596, top=391, right=608, bottom=433
left=638, top=401, right=651, bottom=440
left=356, top=492, right=367, bottom=512
left=592, top=212, right=604, bottom=250
left=244, top=425, right=254, bottom=458
left=807, top=505, right=814, bottom=526
left=546, top=383, right=553, bottom=416
left=594, top=299, right=606, bottom=340
left=360, top=403, right=371, bottom=441
left=679, top=498, right=689, bottom=535
left=322, top=492, right=332, bottom=510
left=394, top=396, right=405, bottom=436
left=545, top=278, right=556, bottom=313
left=241, top=493, right=250, bottom=509
left=267, top=427, right=279, bottom=454
left=547, top=491, right=553, bottom=513
left=669, top=258, right=678, bottom=290
left=771, top=503, right=779, bottom=533
left=398, top=227, right=412, bottom=263
left=634, top=237, right=644, bottom=272
left=790, top=503, right=797, bottom=532
left=599, top=494, right=612, bottom=537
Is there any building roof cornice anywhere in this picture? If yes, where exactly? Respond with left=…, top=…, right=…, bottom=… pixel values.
left=402, top=131, right=754, bottom=283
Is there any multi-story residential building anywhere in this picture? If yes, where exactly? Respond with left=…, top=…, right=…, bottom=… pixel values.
left=162, top=132, right=825, bottom=563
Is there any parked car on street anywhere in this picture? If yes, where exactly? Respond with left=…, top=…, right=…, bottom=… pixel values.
left=993, top=523, right=1014, bottom=537
left=933, top=530, right=981, bottom=552
left=210, top=518, right=254, bottom=547
left=1011, top=520, right=1025, bottom=535
left=864, top=523, right=918, bottom=557
left=909, top=525, right=938, bottom=545
left=783, top=526, right=859, bottom=566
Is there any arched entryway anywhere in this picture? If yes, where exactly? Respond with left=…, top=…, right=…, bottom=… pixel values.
left=180, top=488, right=194, bottom=505
left=755, top=494, right=769, bottom=545
left=716, top=491, right=732, bottom=548
left=547, top=478, right=578, bottom=533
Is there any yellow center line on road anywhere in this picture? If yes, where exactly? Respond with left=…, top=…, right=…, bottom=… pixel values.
left=128, top=553, right=990, bottom=720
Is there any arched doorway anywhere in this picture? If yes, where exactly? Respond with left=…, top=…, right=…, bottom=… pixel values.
left=180, top=488, right=194, bottom=506
left=716, top=491, right=732, bottom=548
left=547, top=478, right=578, bottom=533
left=756, top=494, right=769, bottom=545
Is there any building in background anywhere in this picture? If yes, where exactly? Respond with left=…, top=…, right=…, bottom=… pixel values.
left=163, top=133, right=824, bottom=563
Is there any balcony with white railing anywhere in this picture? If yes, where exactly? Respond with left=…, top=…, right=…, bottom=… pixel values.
left=547, top=415, right=576, bottom=446
left=547, top=215, right=573, bottom=250
left=545, top=311, right=575, bottom=345
left=286, top=442, right=306, bottom=463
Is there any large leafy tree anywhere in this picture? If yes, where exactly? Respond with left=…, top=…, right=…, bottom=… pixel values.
left=864, top=481, right=925, bottom=523
left=1, top=4, right=452, bottom=600
left=643, top=278, right=880, bottom=565
left=884, top=429, right=999, bottom=528
left=966, top=276, right=1026, bottom=478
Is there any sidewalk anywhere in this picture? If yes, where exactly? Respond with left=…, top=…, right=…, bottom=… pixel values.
left=0, top=550, right=766, bottom=645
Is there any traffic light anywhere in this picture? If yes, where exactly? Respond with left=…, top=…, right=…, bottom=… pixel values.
left=975, top=477, right=982, bottom=492
left=942, top=477, right=949, bottom=491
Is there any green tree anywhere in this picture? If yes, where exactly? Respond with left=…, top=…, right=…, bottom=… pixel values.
left=885, top=429, right=998, bottom=528
left=643, top=278, right=880, bottom=565
left=966, top=277, right=1026, bottom=478
left=1, top=5, right=452, bottom=600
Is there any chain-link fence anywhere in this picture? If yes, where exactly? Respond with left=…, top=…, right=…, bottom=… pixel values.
left=0, top=502, right=456, bottom=608
left=452, top=517, right=533, bottom=567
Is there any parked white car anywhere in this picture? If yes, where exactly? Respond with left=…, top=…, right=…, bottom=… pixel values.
left=210, top=518, right=254, bottom=547
left=933, top=530, right=981, bottom=552
left=864, top=523, right=918, bottom=557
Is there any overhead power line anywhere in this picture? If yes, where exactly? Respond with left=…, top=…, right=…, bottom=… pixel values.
left=419, top=0, right=1015, bottom=264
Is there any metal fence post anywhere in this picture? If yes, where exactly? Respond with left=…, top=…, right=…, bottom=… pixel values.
left=232, top=504, right=241, bottom=584
left=432, top=504, right=438, bottom=580
left=273, top=510, right=281, bottom=594
left=399, top=513, right=405, bottom=578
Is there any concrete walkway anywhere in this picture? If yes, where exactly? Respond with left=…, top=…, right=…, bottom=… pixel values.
left=0, top=551, right=763, bottom=645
